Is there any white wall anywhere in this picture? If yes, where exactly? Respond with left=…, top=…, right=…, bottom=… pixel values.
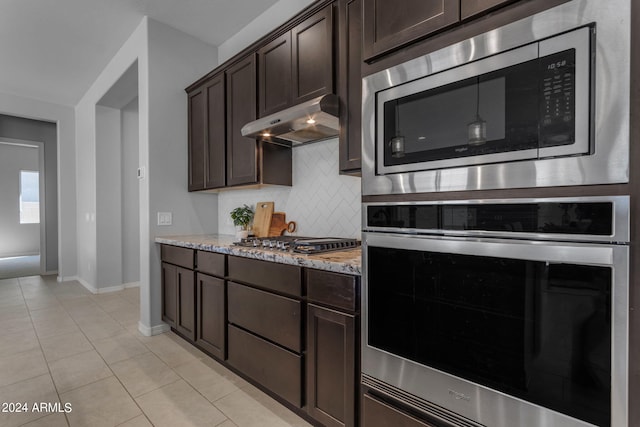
left=217, top=0, right=316, bottom=63
left=75, top=16, right=219, bottom=334
left=0, top=92, right=76, bottom=279
left=0, top=143, right=40, bottom=257
left=144, top=19, right=219, bottom=333
left=95, top=105, right=123, bottom=288
left=74, top=21, right=146, bottom=290
left=121, top=98, right=140, bottom=285
left=216, top=0, right=362, bottom=238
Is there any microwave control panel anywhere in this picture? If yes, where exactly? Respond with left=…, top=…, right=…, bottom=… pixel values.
left=539, top=49, right=576, bottom=147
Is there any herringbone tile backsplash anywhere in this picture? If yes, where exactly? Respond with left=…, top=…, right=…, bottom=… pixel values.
left=218, top=138, right=362, bottom=238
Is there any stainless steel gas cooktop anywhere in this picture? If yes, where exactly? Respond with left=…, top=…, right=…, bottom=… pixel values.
left=233, top=236, right=359, bottom=254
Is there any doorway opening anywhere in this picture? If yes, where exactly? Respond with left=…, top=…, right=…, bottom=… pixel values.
left=0, top=139, right=46, bottom=279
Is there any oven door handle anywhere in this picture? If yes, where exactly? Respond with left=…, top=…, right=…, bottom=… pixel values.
left=363, top=232, right=621, bottom=267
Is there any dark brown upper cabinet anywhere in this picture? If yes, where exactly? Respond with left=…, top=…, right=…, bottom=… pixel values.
left=461, top=0, right=517, bottom=20
left=187, top=88, right=205, bottom=191
left=338, top=0, right=362, bottom=174
left=258, top=33, right=292, bottom=117
left=292, top=5, right=334, bottom=104
left=187, top=72, right=225, bottom=191
left=187, top=52, right=292, bottom=191
left=362, top=0, right=460, bottom=61
left=258, top=5, right=334, bottom=118
left=204, top=74, right=226, bottom=188
left=226, top=54, right=259, bottom=186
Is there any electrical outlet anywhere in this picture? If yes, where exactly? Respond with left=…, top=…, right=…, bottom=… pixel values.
left=157, top=212, right=172, bottom=226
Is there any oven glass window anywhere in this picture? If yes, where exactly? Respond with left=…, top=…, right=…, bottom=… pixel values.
left=382, top=49, right=576, bottom=167
left=368, top=246, right=611, bottom=427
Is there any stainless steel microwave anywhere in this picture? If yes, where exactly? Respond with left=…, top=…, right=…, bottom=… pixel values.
left=362, top=0, right=631, bottom=195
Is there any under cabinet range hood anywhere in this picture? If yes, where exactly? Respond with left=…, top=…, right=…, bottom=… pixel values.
left=241, top=94, right=339, bottom=145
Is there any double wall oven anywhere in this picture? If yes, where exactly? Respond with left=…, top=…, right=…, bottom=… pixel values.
left=360, top=1, right=632, bottom=427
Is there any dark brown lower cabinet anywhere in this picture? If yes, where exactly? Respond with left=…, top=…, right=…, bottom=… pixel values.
left=307, top=304, right=356, bottom=427
left=228, top=325, right=302, bottom=407
left=161, top=260, right=195, bottom=342
left=161, top=262, right=177, bottom=328
left=161, top=249, right=362, bottom=425
left=195, top=273, right=226, bottom=360
left=175, top=266, right=196, bottom=341
left=362, top=394, right=437, bottom=427
left=228, top=281, right=302, bottom=352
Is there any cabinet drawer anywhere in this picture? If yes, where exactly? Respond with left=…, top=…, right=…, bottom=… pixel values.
left=362, top=394, right=436, bottom=427
left=306, top=269, right=359, bottom=312
left=228, top=282, right=301, bottom=352
left=161, top=245, right=194, bottom=269
left=228, top=256, right=302, bottom=297
left=228, top=325, right=302, bottom=407
left=197, top=251, right=225, bottom=277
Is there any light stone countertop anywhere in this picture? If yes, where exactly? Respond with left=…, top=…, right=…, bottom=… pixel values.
left=155, top=234, right=361, bottom=276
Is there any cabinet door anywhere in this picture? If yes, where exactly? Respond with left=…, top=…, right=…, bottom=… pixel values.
left=226, top=54, right=258, bottom=186
left=188, top=88, right=206, bottom=191
left=338, top=0, right=362, bottom=174
left=258, top=32, right=292, bottom=117
left=205, top=73, right=226, bottom=188
left=161, top=262, right=177, bottom=328
left=362, top=0, right=460, bottom=61
left=307, top=304, right=356, bottom=427
left=196, top=273, right=226, bottom=360
left=461, top=0, right=517, bottom=20
left=175, top=266, right=196, bottom=341
left=292, top=5, right=334, bottom=104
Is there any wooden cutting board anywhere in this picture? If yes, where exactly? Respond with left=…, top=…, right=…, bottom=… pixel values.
left=269, top=212, right=288, bottom=236
left=253, top=201, right=274, bottom=237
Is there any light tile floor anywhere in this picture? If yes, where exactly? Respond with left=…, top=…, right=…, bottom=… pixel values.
left=0, top=275, right=313, bottom=427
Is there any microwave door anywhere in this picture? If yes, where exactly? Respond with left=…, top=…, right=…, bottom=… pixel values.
left=376, top=43, right=539, bottom=176
left=538, top=26, right=593, bottom=159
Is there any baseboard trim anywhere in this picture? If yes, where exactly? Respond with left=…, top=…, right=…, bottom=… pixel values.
left=59, top=277, right=138, bottom=295
left=138, top=321, right=170, bottom=337
left=96, top=284, right=126, bottom=294
left=75, top=277, right=98, bottom=294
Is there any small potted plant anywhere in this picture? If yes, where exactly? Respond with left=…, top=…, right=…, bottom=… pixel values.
left=230, top=204, right=254, bottom=239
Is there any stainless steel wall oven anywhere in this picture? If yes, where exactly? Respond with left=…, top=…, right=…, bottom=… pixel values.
left=362, top=0, right=631, bottom=195
left=362, top=196, right=629, bottom=427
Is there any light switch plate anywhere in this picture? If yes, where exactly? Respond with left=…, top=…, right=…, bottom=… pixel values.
left=157, top=212, right=172, bottom=226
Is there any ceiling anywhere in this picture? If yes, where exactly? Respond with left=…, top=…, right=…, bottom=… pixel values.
left=0, top=0, right=280, bottom=106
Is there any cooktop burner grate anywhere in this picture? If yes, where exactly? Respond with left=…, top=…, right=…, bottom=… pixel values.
left=233, top=236, right=359, bottom=254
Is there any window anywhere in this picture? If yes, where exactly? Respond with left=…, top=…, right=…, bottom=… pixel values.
left=20, top=170, right=39, bottom=224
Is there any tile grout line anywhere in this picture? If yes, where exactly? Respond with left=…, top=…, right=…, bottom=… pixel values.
left=17, top=276, right=71, bottom=427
